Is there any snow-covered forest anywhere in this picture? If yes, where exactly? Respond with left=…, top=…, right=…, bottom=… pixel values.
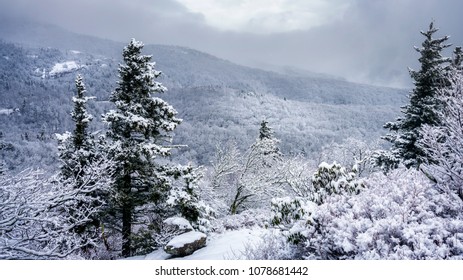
left=1, top=19, right=463, bottom=260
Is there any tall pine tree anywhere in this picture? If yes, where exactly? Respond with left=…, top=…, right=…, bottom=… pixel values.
left=56, top=74, right=110, bottom=256
left=103, top=39, right=183, bottom=257
left=58, top=74, right=96, bottom=183
left=384, top=22, right=451, bottom=168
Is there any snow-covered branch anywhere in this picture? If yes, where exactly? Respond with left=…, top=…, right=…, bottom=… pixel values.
left=0, top=163, right=112, bottom=259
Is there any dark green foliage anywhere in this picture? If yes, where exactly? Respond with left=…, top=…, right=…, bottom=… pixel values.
left=259, top=120, right=272, bottom=140
left=58, top=75, right=96, bottom=183
left=310, top=162, right=363, bottom=205
left=56, top=75, right=111, bottom=255
left=103, top=39, right=182, bottom=257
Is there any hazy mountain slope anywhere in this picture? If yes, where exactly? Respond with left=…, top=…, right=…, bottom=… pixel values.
left=0, top=19, right=408, bottom=169
left=0, top=17, right=124, bottom=57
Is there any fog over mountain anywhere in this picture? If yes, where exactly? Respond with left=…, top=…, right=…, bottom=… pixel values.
left=2, top=0, right=463, bottom=87
left=0, top=18, right=406, bottom=170
left=3, top=5, right=463, bottom=263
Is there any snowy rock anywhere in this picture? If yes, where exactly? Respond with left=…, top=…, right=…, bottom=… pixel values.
left=163, top=217, right=194, bottom=234
left=164, top=231, right=207, bottom=257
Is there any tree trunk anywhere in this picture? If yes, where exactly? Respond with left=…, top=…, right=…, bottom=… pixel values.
left=121, top=202, right=132, bottom=257
left=121, top=172, right=133, bottom=257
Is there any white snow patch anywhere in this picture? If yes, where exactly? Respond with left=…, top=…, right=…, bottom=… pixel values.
left=164, top=217, right=193, bottom=231
left=70, top=50, right=81, bottom=54
left=55, top=131, right=72, bottom=142
left=0, top=108, right=18, bottom=115
left=138, top=228, right=266, bottom=260
left=49, top=61, right=80, bottom=77
left=144, top=249, right=172, bottom=260
left=34, top=68, right=47, bottom=78
left=182, top=228, right=265, bottom=260
left=3, top=56, right=9, bottom=60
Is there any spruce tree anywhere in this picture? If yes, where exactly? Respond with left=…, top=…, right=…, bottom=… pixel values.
left=451, top=46, right=463, bottom=71
left=72, top=75, right=92, bottom=149
left=259, top=120, right=272, bottom=140
left=384, top=22, right=451, bottom=168
left=58, top=74, right=96, bottom=184
left=56, top=74, right=109, bottom=255
left=256, top=120, right=281, bottom=161
left=103, top=39, right=182, bottom=257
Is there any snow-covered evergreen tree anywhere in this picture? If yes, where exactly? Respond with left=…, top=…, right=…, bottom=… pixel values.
left=56, top=75, right=111, bottom=256
left=451, top=46, right=463, bottom=72
left=384, top=22, right=451, bottom=168
left=102, top=39, right=183, bottom=257
left=255, top=120, right=281, bottom=163
left=420, top=70, right=463, bottom=200
left=259, top=120, right=272, bottom=140
left=166, top=165, right=214, bottom=232
left=57, top=75, right=96, bottom=183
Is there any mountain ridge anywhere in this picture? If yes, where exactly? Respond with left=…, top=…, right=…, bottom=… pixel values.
left=0, top=18, right=407, bottom=169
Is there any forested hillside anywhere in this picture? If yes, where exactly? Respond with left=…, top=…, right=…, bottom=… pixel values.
left=0, top=20, right=407, bottom=171
left=1, top=17, right=463, bottom=261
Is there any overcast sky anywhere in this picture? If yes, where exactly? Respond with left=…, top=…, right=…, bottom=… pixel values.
left=1, top=0, right=463, bottom=87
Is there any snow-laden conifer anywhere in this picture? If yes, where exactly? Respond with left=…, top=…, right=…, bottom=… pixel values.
left=57, top=75, right=97, bottom=182
left=384, top=22, right=451, bottom=168
left=56, top=74, right=112, bottom=256
left=103, top=39, right=198, bottom=257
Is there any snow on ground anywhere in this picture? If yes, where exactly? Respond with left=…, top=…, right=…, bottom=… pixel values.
left=0, top=108, right=18, bottom=115
left=164, top=217, right=193, bottom=231
left=180, top=228, right=265, bottom=260
left=129, top=227, right=266, bottom=260
left=49, top=61, right=80, bottom=76
left=70, top=50, right=82, bottom=54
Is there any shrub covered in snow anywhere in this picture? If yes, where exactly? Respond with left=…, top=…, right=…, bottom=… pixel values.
left=166, top=165, right=214, bottom=233
left=309, top=161, right=364, bottom=205
left=271, top=168, right=463, bottom=259
left=0, top=169, right=112, bottom=259
left=229, top=230, right=296, bottom=260
left=211, top=209, right=271, bottom=233
left=270, top=197, right=315, bottom=245
left=420, top=70, right=463, bottom=200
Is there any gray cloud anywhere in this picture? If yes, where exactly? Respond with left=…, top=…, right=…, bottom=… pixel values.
left=1, top=0, right=463, bottom=87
